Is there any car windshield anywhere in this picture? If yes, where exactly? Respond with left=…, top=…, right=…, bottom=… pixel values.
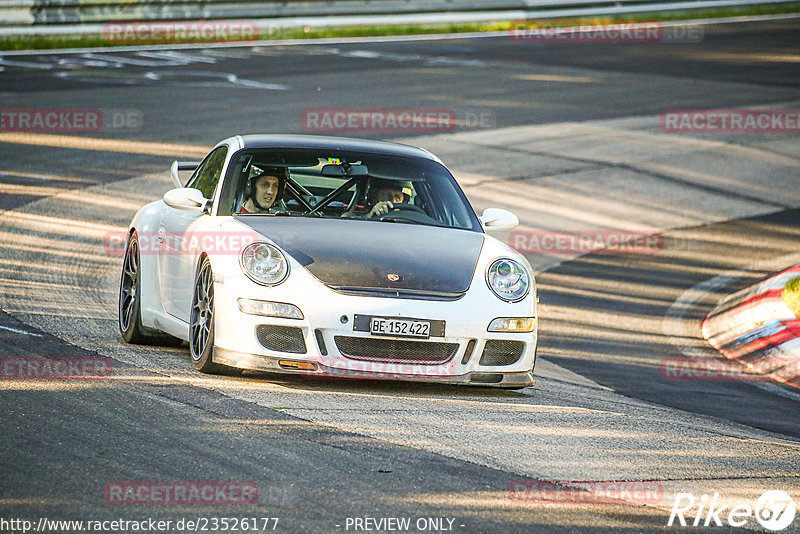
left=217, top=148, right=482, bottom=231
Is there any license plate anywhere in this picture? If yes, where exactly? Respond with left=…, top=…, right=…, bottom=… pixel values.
left=369, top=317, right=431, bottom=339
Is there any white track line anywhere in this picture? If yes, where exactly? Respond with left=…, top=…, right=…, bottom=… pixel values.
left=0, top=324, right=43, bottom=337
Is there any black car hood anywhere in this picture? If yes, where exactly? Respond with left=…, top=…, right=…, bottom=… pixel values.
left=236, top=216, right=484, bottom=298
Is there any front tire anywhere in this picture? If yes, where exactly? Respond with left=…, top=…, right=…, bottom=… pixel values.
left=190, top=256, right=229, bottom=374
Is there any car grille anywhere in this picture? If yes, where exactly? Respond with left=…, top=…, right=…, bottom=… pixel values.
left=479, top=340, right=525, bottom=366
left=257, top=325, right=307, bottom=354
left=333, top=336, right=458, bottom=364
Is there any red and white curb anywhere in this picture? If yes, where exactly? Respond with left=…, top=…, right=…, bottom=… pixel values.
left=702, top=264, right=800, bottom=389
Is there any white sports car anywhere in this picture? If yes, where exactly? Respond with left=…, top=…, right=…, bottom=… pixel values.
left=119, top=135, right=537, bottom=387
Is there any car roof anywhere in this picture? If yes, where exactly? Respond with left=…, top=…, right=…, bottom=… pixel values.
left=237, top=134, right=439, bottom=161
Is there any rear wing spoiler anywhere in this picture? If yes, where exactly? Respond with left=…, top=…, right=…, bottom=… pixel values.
left=170, top=160, right=201, bottom=188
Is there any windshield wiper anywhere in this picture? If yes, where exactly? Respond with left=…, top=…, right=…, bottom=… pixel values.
left=378, top=217, right=427, bottom=226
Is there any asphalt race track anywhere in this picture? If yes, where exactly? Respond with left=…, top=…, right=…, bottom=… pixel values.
left=1, top=17, right=799, bottom=533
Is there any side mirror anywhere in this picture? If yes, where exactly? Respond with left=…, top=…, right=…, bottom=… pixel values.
left=480, top=208, right=519, bottom=232
left=163, top=188, right=208, bottom=212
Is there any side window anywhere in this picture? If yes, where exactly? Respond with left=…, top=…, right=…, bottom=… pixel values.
left=188, top=146, right=228, bottom=199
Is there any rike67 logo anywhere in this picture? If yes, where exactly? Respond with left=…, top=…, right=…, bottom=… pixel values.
left=668, top=490, right=796, bottom=531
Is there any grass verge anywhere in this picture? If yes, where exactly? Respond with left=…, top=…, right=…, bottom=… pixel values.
left=1, top=2, right=799, bottom=51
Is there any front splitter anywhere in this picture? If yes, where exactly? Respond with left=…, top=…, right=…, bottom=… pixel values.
left=213, top=347, right=534, bottom=388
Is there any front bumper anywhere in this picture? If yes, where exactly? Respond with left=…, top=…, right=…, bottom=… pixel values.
left=211, top=248, right=537, bottom=387
left=212, top=292, right=537, bottom=387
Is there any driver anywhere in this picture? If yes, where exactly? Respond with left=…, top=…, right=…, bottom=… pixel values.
left=241, top=167, right=287, bottom=213
left=364, top=179, right=413, bottom=219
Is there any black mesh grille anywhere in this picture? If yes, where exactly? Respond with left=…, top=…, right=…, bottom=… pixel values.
left=479, top=340, right=525, bottom=366
left=334, top=336, right=458, bottom=364
left=257, top=325, right=306, bottom=354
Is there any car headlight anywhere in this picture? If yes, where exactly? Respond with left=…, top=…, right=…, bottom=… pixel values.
left=241, top=242, right=289, bottom=285
left=486, top=258, right=529, bottom=302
